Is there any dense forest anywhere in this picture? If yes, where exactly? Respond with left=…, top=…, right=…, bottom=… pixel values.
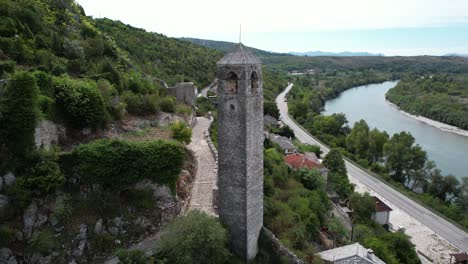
left=386, top=74, right=468, bottom=129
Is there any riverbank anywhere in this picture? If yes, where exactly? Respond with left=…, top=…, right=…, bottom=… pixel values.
left=385, top=100, right=468, bottom=137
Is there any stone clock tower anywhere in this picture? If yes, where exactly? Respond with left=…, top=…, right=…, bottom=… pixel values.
left=217, top=43, right=263, bottom=262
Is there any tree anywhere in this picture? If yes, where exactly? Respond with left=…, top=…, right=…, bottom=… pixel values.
left=441, top=175, right=460, bottom=202
left=383, top=132, right=427, bottom=185
left=350, top=192, right=375, bottom=224
left=368, top=128, right=388, bottom=163
left=170, top=121, right=192, bottom=144
left=323, top=148, right=347, bottom=176
left=157, top=210, right=231, bottom=264
left=328, top=217, right=348, bottom=243
left=408, top=160, right=436, bottom=191
left=346, top=119, right=370, bottom=159
left=383, top=232, right=421, bottom=264
left=363, top=237, right=399, bottom=264
left=296, top=168, right=324, bottom=190
left=264, top=100, right=280, bottom=118
left=323, top=149, right=354, bottom=198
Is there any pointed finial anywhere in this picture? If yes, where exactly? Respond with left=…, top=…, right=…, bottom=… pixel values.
left=239, top=24, right=242, bottom=43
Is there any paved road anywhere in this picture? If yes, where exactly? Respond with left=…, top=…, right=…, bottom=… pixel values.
left=198, top=78, right=217, bottom=97
left=276, top=83, right=468, bottom=252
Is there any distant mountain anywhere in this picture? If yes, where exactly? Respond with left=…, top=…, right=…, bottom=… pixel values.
left=179, top=38, right=287, bottom=57
left=444, top=53, right=468, bottom=58
left=289, top=51, right=384, bottom=57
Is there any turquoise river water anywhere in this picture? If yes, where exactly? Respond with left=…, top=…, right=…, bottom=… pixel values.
left=323, top=81, right=467, bottom=179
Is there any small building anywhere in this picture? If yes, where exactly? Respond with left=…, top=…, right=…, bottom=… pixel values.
left=318, top=243, right=386, bottom=264
left=166, top=82, right=198, bottom=107
left=450, top=252, right=468, bottom=264
left=372, top=196, right=392, bottom=226
left=264, top=115, right=279, bottom=128
left=270, top=135, right=297, bottom=155
left=304, top=152, right=320, bottom=163
left=284, top=153, right=328, bottom=179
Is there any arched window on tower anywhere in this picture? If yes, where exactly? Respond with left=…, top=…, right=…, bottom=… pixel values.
left=251, top=71, right=259, bottom=94
left=226, top=72, right=238, bottom=94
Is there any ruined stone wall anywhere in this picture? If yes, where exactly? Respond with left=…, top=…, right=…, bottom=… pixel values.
left=166, top=82, right=197, bottom=107
left=259, top=227, right=305, bottom=264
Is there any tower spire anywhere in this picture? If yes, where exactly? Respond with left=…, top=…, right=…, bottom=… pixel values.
left=239, top=24, right=242, bottom=43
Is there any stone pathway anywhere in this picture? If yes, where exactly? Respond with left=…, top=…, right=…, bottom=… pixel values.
left=187, top=117, right=218, bottom=215
left=105, top=117, right=218, bottom=263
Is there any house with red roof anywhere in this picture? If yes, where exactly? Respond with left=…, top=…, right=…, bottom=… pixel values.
left=372, top=196, right=392, bottom=226
left=284, top=153, right=328, bottom=179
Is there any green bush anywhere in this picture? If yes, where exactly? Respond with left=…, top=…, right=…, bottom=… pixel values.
left=117, top=249, right=148, bottom=264
left=53, top=194, right=72, bottom=221
left=121, top=90, right=159, bottom=116
left=1, top=71, right=39, bottom=159
left=127, top=188, right=154, bottom=211
left=157, top=210, right=231, bottom=264
left=22, top=149, right=65, bottom=194
left=170, top=121, right=192, bottom=144
left=0, top=225, right=15, bottom=247
left=33, top=71, right=53, bottom=96
left=82, top=191, right=120, bottom=217
left=38, top=95, right=54, bottom=118
left=28, top=230, right=57, bottom=255
left=91, top=233, right=114, bottom=253
left=71, top=139, right=185, bottom=190
left=6, top=178, right=32, bottom=209
left=53, top=76, right=106, bottom=129
left=159, top=96, right=176, bottom=113
left=0, top=60, right=15, bottom=76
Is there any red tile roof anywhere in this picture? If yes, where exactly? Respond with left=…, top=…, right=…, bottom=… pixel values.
left=373, top=196, right=392, bottom=212
left=284, top=153, right=325, bottom=170
left=451, top=252, right=468, bottom=262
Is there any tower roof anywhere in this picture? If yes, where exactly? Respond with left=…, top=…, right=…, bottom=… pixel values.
left=217, top=43, right=262, bottom=65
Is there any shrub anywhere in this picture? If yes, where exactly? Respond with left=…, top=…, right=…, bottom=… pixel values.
left=38, top=95, right=54, bottom=118
left=117, top=249, right=148, bottom=264
left=0, top=225, right=15, bottom=247
left=22, top=149, right=65, bottom=194
left=1, top=71, right=39, bottom=160
left=53, top=194, right=72, bottom=221
left=195, top=97, right=215, bottom=117
left=83, top=191, right=120, bottom=217
left=175, top=104, right=192, bottom=115
left=121, top=91, right=159, bottom=116
left=127, top=188, right=154, bottom=211
left=159, top=96, right=176, bottom=113
left=71, top=139, right=185, bottom=190
left=170, top=121, right=192, bottom=144
left=0, top=60, right=15, bottom=76
left=157, top=210, right=231, bottom=264
left=28, top=230, right=57, bottom=255
left=6, top=178, right=32, bottom=209
left=53, top=76, right=106, bottom=129
left=33, top=71, right=53, bottom=96
left=91, top=232, right=114, bottom=253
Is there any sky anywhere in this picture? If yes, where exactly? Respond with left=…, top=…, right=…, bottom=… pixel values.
left=76, top=0, right=468, bottom=56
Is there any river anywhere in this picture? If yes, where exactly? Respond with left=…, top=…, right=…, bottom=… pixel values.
left=323, top=80, right=467, bottom=179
